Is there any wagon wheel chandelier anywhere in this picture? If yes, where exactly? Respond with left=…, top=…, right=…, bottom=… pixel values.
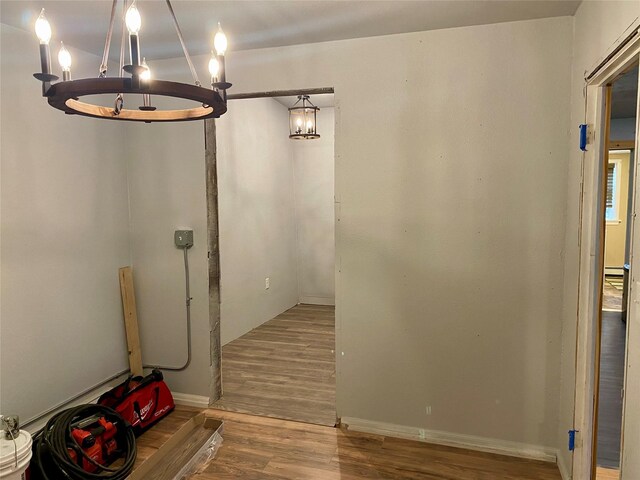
left=33, top=0, right=231, bottom=123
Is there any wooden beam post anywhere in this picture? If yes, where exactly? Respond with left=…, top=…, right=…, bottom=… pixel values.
left=119, top=266, right=143, bottom=377
left=205, top=118, right=222, bottom=403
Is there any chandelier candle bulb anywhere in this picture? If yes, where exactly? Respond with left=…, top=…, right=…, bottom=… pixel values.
left=214, top=23, right=227, bottom=84
left=208, top=54, right=220, bottom=86
left=35, top=9, right=52, bottom=75
left=126, top=3, right=142, bottom=67
left=58, top=42, right=71, bottom=81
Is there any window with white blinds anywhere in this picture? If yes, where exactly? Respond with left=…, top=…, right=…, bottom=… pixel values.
left=606, top=160, right=620, bottom=222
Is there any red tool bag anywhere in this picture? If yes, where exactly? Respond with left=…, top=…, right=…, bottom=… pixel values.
left=97, top=369, right=175, bottom=436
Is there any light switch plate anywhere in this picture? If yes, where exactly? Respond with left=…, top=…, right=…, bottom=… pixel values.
left=175, top=230, right=194, bottom=248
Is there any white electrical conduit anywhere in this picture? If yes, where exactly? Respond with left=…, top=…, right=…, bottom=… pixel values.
left=143, top=245, right=193, bottom=371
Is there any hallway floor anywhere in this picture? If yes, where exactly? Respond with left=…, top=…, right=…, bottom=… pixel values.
left=212, top=304, right=336, bottom=426
left=596, top=309, right=626, bottom=471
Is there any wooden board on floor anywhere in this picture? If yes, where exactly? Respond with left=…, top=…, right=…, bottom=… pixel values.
left=131, top=411, right=222, bottom=480
left=211, top=304, right=336, bottom=426
left=119, top=266, right=143, bottom=376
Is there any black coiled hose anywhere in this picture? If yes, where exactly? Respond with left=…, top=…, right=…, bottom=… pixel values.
left=32, top=404, right=136, bottom=480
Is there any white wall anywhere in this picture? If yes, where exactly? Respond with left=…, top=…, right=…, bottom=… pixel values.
left=558, top=2, right=640, bottom=477
left=0, top=24, right=130, bottom=421
left=217, top=98, right=299, bottom=345
left=293, top=107, right=335, bottom=305
left=180, top=16, right=571, bottom=451
left=124, top=118, right=212, bottom=397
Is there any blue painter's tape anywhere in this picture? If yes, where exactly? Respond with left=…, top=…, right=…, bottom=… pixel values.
left=579, top=124, right=587, bottom=151
left=568, top=429, right=578, bottom=451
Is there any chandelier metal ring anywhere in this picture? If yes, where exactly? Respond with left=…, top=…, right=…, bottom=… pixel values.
left=45, top=77, right=227, bottom=122
left=33, top=0, right=231, bottom=123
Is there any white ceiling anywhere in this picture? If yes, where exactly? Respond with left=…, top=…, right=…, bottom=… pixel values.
left=612, top=66, right=638, bottom=119
left=1, top=0, right=581, bottom=62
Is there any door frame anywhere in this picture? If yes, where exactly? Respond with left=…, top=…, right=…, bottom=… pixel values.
left=572, top=23, right=640, bottom=480
left=205, top=87, right=338, bottom=409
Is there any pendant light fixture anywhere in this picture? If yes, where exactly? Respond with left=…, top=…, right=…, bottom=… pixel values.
left=32, top=0, right=231, bottom=123
left=289, top=95, right=320, bottom=140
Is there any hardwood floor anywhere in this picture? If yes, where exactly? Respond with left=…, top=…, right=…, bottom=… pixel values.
left=212, top=303, right=336, bottom=426
left=602, top=279, right=623, bottom=311
left=596, top=466, right=620, bottom=480
left=596, top=310, right=626, bottom=469
left=134, top=406, right=562, bottom=480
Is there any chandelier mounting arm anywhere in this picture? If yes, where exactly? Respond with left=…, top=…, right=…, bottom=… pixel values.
left=99, top=0, right=119, bottom=77
left=165, top=0, right=201, bottom=86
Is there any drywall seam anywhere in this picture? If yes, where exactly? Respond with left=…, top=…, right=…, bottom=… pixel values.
left=341, top=417, right=557, bottom=463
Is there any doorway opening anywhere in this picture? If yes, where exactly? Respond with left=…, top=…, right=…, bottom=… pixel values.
left=595, top=64, right=637, bottom=480
left=207, top=89, right=337, bottom=427
left=571, top=24, right=639, bottom=479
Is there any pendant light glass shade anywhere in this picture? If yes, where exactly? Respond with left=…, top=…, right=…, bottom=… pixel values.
left=289, top=95, right=320, bottom=139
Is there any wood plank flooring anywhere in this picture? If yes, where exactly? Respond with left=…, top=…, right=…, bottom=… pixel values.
left=212, top=304, right=336, bottom=426
left=134, top=406, right=562, bottom=480
left=596, top=466, right=621, bottom=480
left=596, top=310, right=626, bottom=469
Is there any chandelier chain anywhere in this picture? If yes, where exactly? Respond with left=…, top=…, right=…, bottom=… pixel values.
left=99, top=0, right=119, bottom=77
left=165, top=0, right=201, bottom=86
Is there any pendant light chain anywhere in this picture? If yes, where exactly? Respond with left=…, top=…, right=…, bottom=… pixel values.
left=98, top=0, right=119, bottom=77
left=165, top=0, right=201, bottom=86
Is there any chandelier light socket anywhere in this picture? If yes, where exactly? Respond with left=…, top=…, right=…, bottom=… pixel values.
left=130, top=33, right=140, bottom=67
left=39, top=44, right=52, bottom=75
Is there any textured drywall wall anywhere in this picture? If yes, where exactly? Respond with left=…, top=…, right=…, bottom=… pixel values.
left=217, top=98, right=299, bottom=345
left=559, top=2, right=639, bottom=476
left=0, top=24, right=130, bottom=421
left=293, top=107, right=335, bottom=305
left=207, top=16, right=573, bottom=450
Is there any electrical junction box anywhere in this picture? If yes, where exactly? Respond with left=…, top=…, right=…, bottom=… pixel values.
left=174, top=230, right=194, bottom=248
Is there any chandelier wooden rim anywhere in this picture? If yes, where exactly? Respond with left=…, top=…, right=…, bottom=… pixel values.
left=45, top=77, right=227, bottom=122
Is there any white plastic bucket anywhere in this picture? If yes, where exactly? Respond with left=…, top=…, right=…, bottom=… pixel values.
left=0, top=431, right=32, bottom=480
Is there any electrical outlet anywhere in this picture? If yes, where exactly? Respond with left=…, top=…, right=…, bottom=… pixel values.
left=174, top=230, right=193, bottom=248
left=425, top=406, right=432, bottom=416
left=265, top=277, right=270, bottom=289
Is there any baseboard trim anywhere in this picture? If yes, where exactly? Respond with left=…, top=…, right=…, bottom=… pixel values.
left=341, top=417, right=557, bottom=463
left=605, top=267, right=624, bottom=276
left=299, top=295, right=335, bottom=306
left=172, top=392, right=210, bottom=409
left=557, top=449, right=571, bottom=480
